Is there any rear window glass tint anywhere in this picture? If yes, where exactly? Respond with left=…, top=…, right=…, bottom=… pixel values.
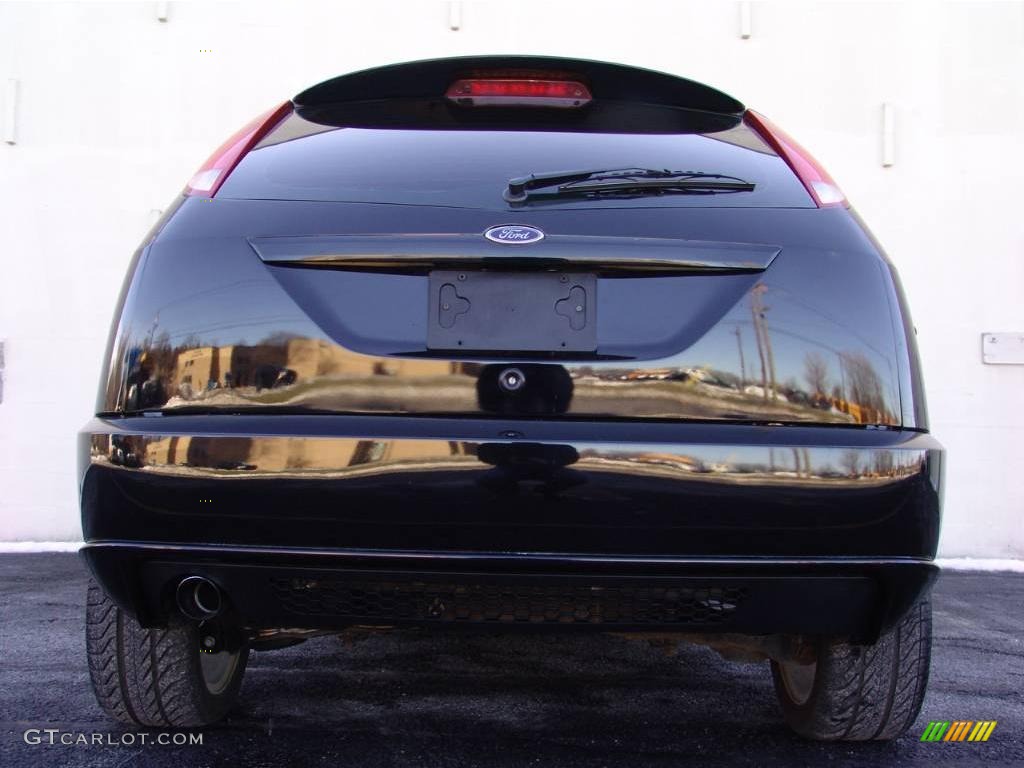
left=217, top=102, right=813, bottom=209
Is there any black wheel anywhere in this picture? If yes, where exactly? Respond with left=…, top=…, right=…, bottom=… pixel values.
left=86, top=579, right=248, bottom=727
left=772, top=597, right=932, bottom=741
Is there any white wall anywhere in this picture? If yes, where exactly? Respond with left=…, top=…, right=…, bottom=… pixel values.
left=0, top=0, right=1021, bottom=556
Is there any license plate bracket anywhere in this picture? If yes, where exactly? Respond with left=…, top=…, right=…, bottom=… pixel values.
left=427, top=271, right=597, bottom=352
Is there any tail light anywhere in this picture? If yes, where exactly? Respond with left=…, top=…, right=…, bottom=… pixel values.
left=185, top=101, right=293, bottom=197
left=743, top=110, right=846, bottom=208
left=446, top=77, right=592, bottom=108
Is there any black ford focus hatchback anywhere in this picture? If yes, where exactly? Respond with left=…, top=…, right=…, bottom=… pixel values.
left=81, top=56, right=943, bottom=740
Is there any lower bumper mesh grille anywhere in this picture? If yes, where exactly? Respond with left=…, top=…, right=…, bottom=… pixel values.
left=269, top=577, right=747, bottom=626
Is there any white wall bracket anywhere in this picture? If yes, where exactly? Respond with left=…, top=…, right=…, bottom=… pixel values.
left=739, top=2, right=752, bottom=39
left=448, top=1, right=462, bottom=31
left=881, top=102, right=896, bottom=167
left=982, top=333, right=1024, bottom=365
left=3, top=79, right=18, bottom=145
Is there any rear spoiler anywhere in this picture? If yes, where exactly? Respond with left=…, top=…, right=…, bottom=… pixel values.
left=248, top=234, right=779, bottom=275
left=294, top=56, right=745, bottom=115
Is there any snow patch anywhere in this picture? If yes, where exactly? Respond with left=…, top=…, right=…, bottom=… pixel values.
left=0, top=541, right=82, bottom=553
left=936, top=557, right=1024, bottom=573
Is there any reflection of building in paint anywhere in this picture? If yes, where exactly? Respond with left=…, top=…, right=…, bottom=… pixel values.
left=175, top=347, right=233, bottom=396
left=621, top=368, right=679, bottom=381
left=129, top=435, right=922, bottom=483
left=631, top=452, right=705, bottom=472
left=828, top=395, right=893, bottom=426
left=144, top=435, right=464, bottom=471
left=172, top=338, right=452, bottom=397
left=155, top=335, right=897, bottom=425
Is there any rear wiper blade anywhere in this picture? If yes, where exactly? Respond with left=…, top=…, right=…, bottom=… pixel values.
left=504, top=167, right=755, bottom=203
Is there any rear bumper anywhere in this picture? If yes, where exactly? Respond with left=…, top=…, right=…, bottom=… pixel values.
left=81, top=544, right=937, bottom=641
left=79, top=415, right=943, bottom=637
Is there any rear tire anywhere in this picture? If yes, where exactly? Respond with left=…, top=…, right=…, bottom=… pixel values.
left=771, top=597, right=932, bottom=741
left=86, top=579, right=248, bottom=727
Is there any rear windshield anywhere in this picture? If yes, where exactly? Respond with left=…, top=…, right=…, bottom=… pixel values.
left=217, top=99, right=813, bottom=209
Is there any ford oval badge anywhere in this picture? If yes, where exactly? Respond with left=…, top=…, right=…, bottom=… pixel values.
left=484, top=225, right=545, bottom=245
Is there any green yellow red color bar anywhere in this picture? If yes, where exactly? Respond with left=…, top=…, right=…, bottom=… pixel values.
left=920, top=721, right=997, bottom=742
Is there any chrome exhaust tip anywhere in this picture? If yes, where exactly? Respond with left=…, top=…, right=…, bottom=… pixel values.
left=175, top=576, right=222, bottom=621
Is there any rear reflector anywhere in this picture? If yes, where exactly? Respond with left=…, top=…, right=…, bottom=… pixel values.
left=446, top=78, right=592, bottom=108
left=185, top=101, right=293, bottom=197
left=743, top=110, right=846, bottom=208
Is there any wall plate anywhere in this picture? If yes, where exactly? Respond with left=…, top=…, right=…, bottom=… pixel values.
left=982, top=333, right=1024, bottom=365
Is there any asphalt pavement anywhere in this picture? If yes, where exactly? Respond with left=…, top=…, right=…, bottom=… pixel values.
left=1, top=553, right=1021, bottom=767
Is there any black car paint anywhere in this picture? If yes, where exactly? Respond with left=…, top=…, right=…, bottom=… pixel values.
left=80, top=57, right=942, bottom=642
left=98, top=200, right=915, bottom=426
